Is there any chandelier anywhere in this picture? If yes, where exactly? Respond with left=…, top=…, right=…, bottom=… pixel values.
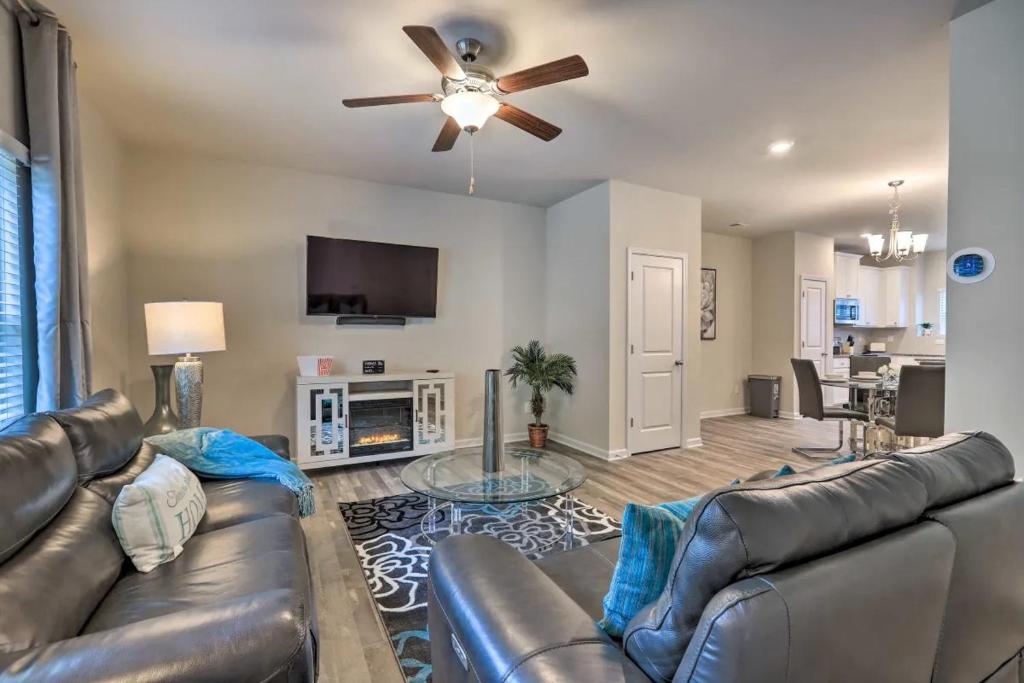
left=863, top=180, right=927, bottom=262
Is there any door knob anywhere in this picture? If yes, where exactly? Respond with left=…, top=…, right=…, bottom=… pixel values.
left=674, top=360, right=683, bottom=366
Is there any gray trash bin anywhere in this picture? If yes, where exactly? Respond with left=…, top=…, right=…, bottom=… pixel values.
left=748, top=375, right=781, bottom=418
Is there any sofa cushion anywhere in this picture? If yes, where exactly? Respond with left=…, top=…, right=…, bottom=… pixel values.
left=86, top=441, right=159, bottom=504
left=0, top=487, right=124, bottom=653
left=50, top=389, right=145, bottom=483
left=0, top=414, right=77, bottom=564
left=622, top=458, right=928, bottom=682
left=535, top=538, right=620, bottom=621
left=196, top=478, right=298, bottom=534
left=83, top=515, right=311, bottom=633
left=924, top=483, right=1024, bottom=683
left=112, top=454, right=208, bottom=573
left=875, top=431, right=1015, bottom=509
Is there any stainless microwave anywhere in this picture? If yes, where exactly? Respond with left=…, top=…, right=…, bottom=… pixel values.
left=835, top=298, right=860, bottom=324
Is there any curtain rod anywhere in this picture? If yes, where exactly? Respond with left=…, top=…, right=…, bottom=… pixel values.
left=13, top=0, right=39, bottom=24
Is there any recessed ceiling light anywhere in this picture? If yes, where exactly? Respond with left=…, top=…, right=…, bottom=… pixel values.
left=767, top=139, right=795, bottom=156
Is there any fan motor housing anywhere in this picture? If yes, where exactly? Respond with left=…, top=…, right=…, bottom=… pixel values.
left=442, top=65, right=498, bottom=97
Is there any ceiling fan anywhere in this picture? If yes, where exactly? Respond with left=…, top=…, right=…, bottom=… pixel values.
left=342, top=26, right=589, bottom=153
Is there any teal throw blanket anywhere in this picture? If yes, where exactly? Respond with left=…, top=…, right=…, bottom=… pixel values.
left=146, top=428, right=315, bottom=517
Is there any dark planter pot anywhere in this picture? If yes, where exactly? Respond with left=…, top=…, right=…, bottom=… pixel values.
left=528, top=424, right=549, bottom=448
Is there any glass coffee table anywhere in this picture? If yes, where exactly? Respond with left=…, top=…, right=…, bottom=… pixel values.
left=400, top=446, right=586, bottom=551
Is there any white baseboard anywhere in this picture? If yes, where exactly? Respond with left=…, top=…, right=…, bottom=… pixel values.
left=779, top=411, right=801, bottom=420
left=685, top=437, right=704, bottom=449
left=548, top=432, right=628, bottom=462
left=454, top=432, right=528, bottom=449
left=700, top=407, right=748, bottom=419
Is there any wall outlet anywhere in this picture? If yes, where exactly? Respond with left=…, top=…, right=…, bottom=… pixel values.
left=886, top=335, right=895, bottom=342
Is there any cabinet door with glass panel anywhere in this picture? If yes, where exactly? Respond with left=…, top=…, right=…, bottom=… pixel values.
left=295, top=382, right=349, bottom=468
left=413, top=378, right=454, bottom=454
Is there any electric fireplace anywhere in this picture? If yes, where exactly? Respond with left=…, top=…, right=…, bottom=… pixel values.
left=349, top=397, right=414, bottom=457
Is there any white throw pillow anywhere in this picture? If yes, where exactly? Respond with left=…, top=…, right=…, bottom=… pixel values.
left=112, top=453, right=207, bottom=572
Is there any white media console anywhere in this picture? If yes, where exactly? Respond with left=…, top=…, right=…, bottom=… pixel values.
left=295, top=371, right=455, bottom=470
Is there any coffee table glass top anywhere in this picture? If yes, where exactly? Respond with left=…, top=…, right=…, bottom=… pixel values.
left=400, top=447, right=586, bottom=504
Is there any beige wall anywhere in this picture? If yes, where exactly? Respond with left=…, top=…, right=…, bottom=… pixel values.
left=543, top=180, right=702, bottom=456
left=608, top=181, right=702, bottom=451
left=119, top=150, right=547, bottom=442
left=792, top=232, right=835, bottom=415
left=79, top=97, right=129, bottom=394
left=544, top=183, right=611, bottom=451
left=752, top=232, right=796, bottom=415
left=700, top=233, right=753, bottom=417
left=947, top=0, right=1024, bottom=468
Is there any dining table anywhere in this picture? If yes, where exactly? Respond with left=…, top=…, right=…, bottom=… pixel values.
left=820, top=374, right=901, bottom=449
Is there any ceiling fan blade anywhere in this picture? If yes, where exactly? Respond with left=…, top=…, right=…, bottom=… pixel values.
left=432, top=117, right=461, bottom=152
left=496, top=55, right=589, bottom=94
left=402, top=26, right=467, bottom=81
left=494, top=103, right=562, bottom=141
left=342, top=94, right=438, bottom=108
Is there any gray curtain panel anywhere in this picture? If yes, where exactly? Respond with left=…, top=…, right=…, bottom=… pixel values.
left=18, top=11, right=92, bottom=410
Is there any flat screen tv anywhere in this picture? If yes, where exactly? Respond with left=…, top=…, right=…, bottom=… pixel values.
left=306, top=236, right=439, bottom=318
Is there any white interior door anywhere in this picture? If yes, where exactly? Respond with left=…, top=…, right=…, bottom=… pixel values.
left=628, top=252, right=684, bottom=454
left=800, top=277, right=829, bottom=375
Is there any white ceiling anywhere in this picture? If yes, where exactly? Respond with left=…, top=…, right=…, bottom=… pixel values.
left=48, top=0, right=957, bottom=250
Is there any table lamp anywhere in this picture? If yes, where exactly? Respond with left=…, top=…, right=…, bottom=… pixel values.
left=144, top=301, right=226, bottom=432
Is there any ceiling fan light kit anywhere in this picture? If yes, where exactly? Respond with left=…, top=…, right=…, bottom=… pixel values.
left=342, top=25, right=589, bottom=195
left=440, top=91, right=499, bottom=132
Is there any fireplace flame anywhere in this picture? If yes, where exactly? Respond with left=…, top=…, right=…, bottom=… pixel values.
left=355, top=432, right=404, bottom=447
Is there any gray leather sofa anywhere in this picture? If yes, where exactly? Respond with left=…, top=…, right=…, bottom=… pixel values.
left=428, top=431, right=1022, bottom=682
left=0, top=389, right=318, bottom=682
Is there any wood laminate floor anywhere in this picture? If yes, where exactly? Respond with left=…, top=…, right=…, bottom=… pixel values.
left=300, top=414, right=846, bottom=683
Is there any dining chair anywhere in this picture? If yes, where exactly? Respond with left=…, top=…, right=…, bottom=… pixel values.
left=790, top=358, right=870, bottom=458
left=875, top=364, right=945, bottom=446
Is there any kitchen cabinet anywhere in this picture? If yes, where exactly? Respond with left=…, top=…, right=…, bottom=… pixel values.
left=883, top=267, right=910, bottom=327
left=858, top=266, right=882, bottom=326
left=826, top=356, right=850, bottom=406
left=834, top=253, right=861, bottom=299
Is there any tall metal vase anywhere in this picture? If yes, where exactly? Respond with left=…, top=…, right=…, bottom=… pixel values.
left=482, top=369, right=504, bottom=473
left=175, top=354, right=204, bottom=428
left=144, top=364, right=180, bottom=436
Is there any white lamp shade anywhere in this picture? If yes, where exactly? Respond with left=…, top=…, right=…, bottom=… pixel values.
left=911, top=233, right=928, bottom=253
left=440, top=91, right=500, bottom=131
left=866, top=234, right=885, bottom=256
left=145, top=302, right=226, bottom=355
left=895, top=230, right=913, bottom=254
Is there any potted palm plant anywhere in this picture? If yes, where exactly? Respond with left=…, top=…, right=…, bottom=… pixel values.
left=506, top=340, right=578, bottom=448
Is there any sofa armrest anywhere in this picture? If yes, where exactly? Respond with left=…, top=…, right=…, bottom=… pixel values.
left=0, top=590, right=314, bottom=683
left=249, top=434, right=291, bottom=460
left=427, top=535, right=649, bottom=683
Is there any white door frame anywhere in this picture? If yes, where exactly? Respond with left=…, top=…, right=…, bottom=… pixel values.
left=626, top=247, right=689, bottom=456
left=798, top=274, right=832, bottom=412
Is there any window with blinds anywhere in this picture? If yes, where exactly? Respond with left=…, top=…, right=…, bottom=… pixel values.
left=938, top=288, right=947, bottom=337
left=0, top=147, right=28, bottom=428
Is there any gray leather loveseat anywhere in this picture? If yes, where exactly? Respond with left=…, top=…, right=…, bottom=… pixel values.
left=0, top=389, right=318, bottom=682
left=428, top=431, right=1022, bottom=682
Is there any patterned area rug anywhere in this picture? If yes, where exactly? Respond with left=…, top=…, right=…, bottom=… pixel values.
left=339, top=492, right=621, bottom=683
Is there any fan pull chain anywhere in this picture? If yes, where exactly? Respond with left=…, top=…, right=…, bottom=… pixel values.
left=468, top=132, right=476, bottom=196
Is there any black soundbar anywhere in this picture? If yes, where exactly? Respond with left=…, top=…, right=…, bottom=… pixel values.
left=336, top=315, right=406, bottom=326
